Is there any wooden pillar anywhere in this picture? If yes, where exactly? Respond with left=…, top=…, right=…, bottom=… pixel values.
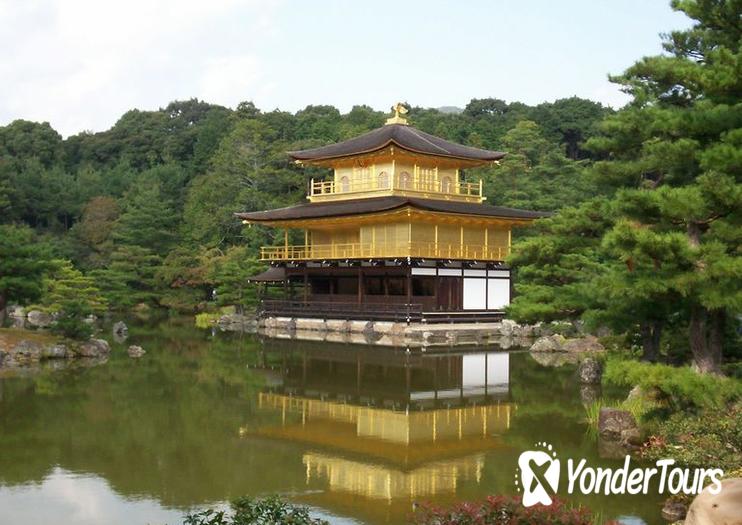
left=358, top=266, right=364, bottom=305
left=284, top=228, right=289, bottom=258
left=303, top=266, right=309, bottom=303
left=406, top=266, right=412, bottom=305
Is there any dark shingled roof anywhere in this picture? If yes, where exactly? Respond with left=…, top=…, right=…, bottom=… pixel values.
left=236, top=196, right=549, bottom=223
left=247, top=266, right=286, bottom=282
left=288, top=124, right=505, bottom=163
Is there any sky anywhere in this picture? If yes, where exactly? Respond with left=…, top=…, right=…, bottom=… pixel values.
left=0, top=0, right=693, bottom=137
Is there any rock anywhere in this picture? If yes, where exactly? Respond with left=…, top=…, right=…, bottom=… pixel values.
left=578, top=357, right=603, bottom=384
left=26, top=310, right=53, bottom=329
left=8, top=305, right=25, bottom=328
left=684, top=478, right=742, bottom=525
left=216, top=314, right=258, bottom=332
left=598, top=437, right=629, bottom=459
left=579, top=385, right=601, bottom=404
left=515, top=324, right=534, bottom=338
left=8, top=340, right=43, bottom=364
left=550, top=320, right=576, bottom=336
left=112, top=321, right=128, bottom=337
left=77, top=338, right=110, bottom=358
left=499, top=319, right=518, bottom=337
left=598, top=407, right=639, bottom=442
left=529, top=334, right=566, bottom=352
left=127, top=345, right=146, bottom=358
left=325, top=319, right=351, bottom=333
left=562, top=335, right=605, bottom=353
left=626, top=384, right=663, bottom=403
left=83, top=314, right=98, bottom=325
left=42, top=344, right=68, bottom=359
left=529, top=351, right=578, bottom=367
left=661, top=499, right=688, bottom=522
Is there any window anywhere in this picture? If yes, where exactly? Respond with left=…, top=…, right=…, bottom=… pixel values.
left=340, top=175, right=350, bottom=192
left=387, top=277, right=406, bottom=296
left=441, top=176, right=452, bottom=193
left=400, top=171, right=411, bottom=189
left=412, top=277, right=435, bottom=296
left=377, top=171, right=389, bottom=189
left=310, top=277, right=331, bottom=294
left=365, top=277, right=384, bottom=295
left=336, top=277, right=357, bottom=295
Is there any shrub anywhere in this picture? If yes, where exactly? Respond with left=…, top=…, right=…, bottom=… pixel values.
left=410, top=495, right=618, bottom=525
left=603, top=358, right=742, bottom=412
left=640, top=403, right=742, bottom=472
left=51, top=299, right=93, bottom=340
left=184, top=496, right=329, bottom=525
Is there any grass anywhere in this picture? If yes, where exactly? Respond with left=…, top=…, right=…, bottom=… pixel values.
left=583, top=394, right=662, bottom=436
left=603, top=357, right=742, bottom=412
left=0, top=327, right=60, bottom=346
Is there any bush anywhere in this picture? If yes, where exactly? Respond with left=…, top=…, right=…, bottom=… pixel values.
left=603, top=358, right=742, bottom=412
left=640, top=403, right=741, bottom=472
left=410, top=495, right=617, bottom=525
left=184, top=496, right=328, bottom=525
left=51, top=300, right=93, bottom=340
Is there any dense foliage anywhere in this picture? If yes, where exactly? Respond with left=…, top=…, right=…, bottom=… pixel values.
left=603, top=358, right=741, bottom=412
left=184, top=496, right=329, bottom=525
left=640, top=403, right=741, bottom=472
left=507, top=0, right=741, bottom=373
left=0, top=96, right=607, bottom=316
left=410, top=496, right=617, bottom=525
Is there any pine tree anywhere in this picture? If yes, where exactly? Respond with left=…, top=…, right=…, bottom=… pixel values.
left=586, top=0, right=741, bottom=372
left=507, top=198, right=613, bottom=323
left=91, top=246, right=161, bottom=309
left=36, top=259, right=107, bottom=339
left=209, top=246, right=265, bottom=313
left=0, top=224, right=52, bottom=320
left=114, top=178, right=177, bottom=255
left=39, top=259, right=107, bottom=314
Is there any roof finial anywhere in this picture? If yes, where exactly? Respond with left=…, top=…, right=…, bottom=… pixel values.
left=385, top=102, right=409, bottom=125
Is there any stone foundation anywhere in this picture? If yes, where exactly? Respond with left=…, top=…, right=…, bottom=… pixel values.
left=257, top=316, right=536, bottom=348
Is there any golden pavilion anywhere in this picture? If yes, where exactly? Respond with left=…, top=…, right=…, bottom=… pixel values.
left=237, top=104, right=546, bottom=322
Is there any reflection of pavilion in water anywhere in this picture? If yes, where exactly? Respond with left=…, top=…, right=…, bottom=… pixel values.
left=249, top=340, right=513, bottom=507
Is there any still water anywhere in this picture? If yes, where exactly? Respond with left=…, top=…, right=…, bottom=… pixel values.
left=0, top=319, right=663, bottom=525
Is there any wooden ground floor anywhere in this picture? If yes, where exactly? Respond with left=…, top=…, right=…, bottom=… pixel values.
left=257, top=259, right=511, bottom=321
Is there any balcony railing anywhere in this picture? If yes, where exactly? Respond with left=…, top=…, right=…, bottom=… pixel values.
left=260, top=242, right=509, bottom=262
left=309, top=173, right=483, bottom=202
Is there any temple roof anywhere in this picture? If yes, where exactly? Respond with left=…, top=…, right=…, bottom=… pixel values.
left=246, top=266, right=286, bottom=282
left=236, top=196, right=548, bottom=223
left=288, top=124, right=505, bottom=165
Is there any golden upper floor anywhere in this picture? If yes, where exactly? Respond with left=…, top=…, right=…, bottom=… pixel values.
left=290, top=104, right=504, bottom=204
left=260, top=218, right=512, bottom=262
left=237, top=196, right=547, bottom=262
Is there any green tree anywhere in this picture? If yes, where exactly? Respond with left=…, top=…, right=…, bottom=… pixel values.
left=481, top=120, right=590, bottom=211
left=38, top=260, right=107, bottom=313
left=209, top=246, right=265, bottom=312
left=156, top=247, right=218, bottom=312
left=92, top=246, right=161, bottom=309
left=70, top=196, right=120, bottom=269
left=586, top=0, right=741, bottom=373
left=507, top=199, right=613, bottom=323
left=36, top=259, right=107, bottom=339
left=0, top=225, right=51, bottom=319
left=114, top=178, right=178, bottom=255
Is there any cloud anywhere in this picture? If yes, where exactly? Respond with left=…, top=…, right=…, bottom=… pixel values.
left=0, top=0, right=275, bottom=136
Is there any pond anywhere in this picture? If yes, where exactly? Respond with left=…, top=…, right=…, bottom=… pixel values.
left=0, top=318, right=664, bottom=525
